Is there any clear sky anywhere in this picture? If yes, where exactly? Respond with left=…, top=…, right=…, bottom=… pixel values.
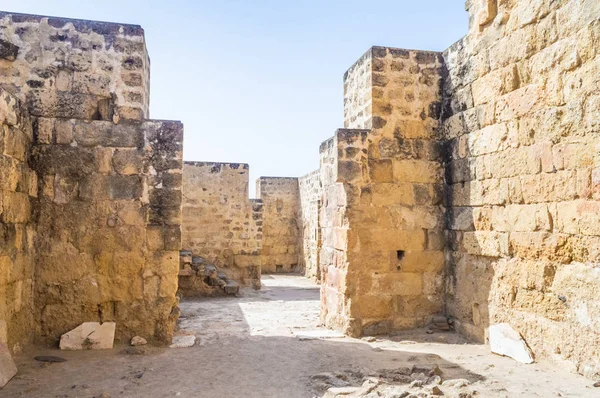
left=4, top=0, right=468, bottom=197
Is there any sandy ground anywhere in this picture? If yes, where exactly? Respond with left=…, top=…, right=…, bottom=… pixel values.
left=2, top=275, right=598, bottom=398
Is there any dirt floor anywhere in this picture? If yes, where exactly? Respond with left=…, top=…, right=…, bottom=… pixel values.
left=3, top=275, right=598, bottom=397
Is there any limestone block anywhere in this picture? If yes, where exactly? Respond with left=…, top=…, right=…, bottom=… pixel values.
left=400, top=251, right=445, bottom=272
left=35, top=118, right=54, bottom=144
left=393, top=160, right=442, bottom=184
left=0, top=343, right=17, bottom=388
left=337, top=160, right=362, bottom=183
left=372, top=272, right=423, bottom=296
left=352, top=295, right=393, bottom=318
left=368, top=159, right=393, bottom=182
left=170, top=335, right=195, bottom=348
left=495, top=85, right=541, bottom=122
left=59, top=322, right=116, bottom=350
left=489, top=323, right=534, bottom=364
left=463, top=231, right=509, bottom=257
left=130, top=336, right=147, bottom=346
left=113, top=149, right=144, bottom=175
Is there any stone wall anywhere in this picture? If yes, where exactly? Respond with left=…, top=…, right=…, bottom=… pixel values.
left=298, top=169, right=322, bottom=282
left=0, top=11, right=183, bottom=347
left=0, top=88, right=36, bottom=354
left=182, top=162, right=262, bottom=288
left=441, top=0, right=600, bottom=379
left=321, top=47, right=446, bottom=336
left=32, top=118, right=182, bottom=345
left=0, top=12, right=150, bottom=122
left=257, top=177, right=301, bottom=273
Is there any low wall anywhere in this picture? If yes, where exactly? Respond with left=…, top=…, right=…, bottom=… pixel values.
left=0, top=88, right=36, bottom=354
left=182, top=162, right=262, bottom=288
left=257, top=177, right=301, bottom=273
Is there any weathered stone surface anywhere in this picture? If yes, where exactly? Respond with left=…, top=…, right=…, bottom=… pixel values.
left=130, top=336, right=147, bottom=346
left=60, top=322, right=116, bottom=350
left=0, top=12, right=150, bottom=120
left=0, top=343, right=17, bottom=388
left=181, top=162, right=262, bottom=292
left=0, top=39, right=18, bottom=61
left=169, top=335, right=196, bottom=348
left=489, top=323, right=534, bottom=364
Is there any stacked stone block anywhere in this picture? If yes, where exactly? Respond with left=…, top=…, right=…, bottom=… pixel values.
left=441, top=0, right=600, bottom=379
left=298, top=169, right=322, bottom=282
left=320, top=47, right=446, bottom=336
left=0, top=12, right=150, bottom=122
left=32, top=118, right=183, bottom=345
left=257, top=177, right=301, bottom=273
left=0, top=11, right=183, bottom=346
left=0, top=89, right=36, bottom=354
left=182, top=162, right=262, bottom=288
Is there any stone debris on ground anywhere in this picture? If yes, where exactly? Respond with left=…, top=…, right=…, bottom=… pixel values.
left=488, top=323, right=534, bottom=364
left=178, top=252, right=240, bottom=296
left=317, top=364, right=478, bottom=398
left=130, top=336, right=147, bottom=346
left=169, top=335, right=196, bottom=348
left=59, top=322, right=116, bottom=351
left=296, top=330, right=346, bottom=340
left=0, top=343, right=17, bottom=388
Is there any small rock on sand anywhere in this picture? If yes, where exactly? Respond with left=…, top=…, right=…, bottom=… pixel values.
left=131, top=336, right=147, bottom=346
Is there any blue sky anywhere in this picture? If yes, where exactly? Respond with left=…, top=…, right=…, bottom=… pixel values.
left=4, top=0, right=468, bottom=196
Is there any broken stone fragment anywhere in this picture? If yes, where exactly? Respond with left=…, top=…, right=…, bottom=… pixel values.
left=59, top=322, right=116, bottom=350
left=0, top=343, right=17, bottom=388
left=441, top=379, right=470, bottom=388
left=323, top=386, right=360, bottom=397
left=489, top=323, right=534, bottom=364
left=130, top=336, right=147, bottom=346
left=169, top=335, right=196, bottom=348
left=0, top=39, right=18, bottom=61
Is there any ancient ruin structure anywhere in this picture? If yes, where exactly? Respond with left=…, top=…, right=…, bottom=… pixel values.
left=0, top=0, right=599, bottom=386
left=0, top=12, right=183, bottom=351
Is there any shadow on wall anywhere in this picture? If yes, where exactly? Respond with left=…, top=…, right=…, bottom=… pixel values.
left=441, top=57, right=496, bottom=344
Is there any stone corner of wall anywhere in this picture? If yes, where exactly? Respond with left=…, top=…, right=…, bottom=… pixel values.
left=343, top=47, right=375, bottom=81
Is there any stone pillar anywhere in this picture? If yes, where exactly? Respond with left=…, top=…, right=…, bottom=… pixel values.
left=322, top=47, right=446, bottom=336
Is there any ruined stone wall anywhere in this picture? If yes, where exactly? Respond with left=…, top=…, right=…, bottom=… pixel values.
left=0, top=12, right=150, bottom=122
left=442, top=0, right=600, bottom=379
left=321, top=47, right=446, bottom=336
left=319, top=135, right=351, bottom=332
left=0, top=88, right=36, bottom=353
left=298, top=169, right=322, bottom=282
left=0, top=11, right=183, bottom=347
left=32, top=118, right=182, bottom=345
left=257, top=177, right=301, bottom=273
left=182, top=162, right=262, bottom=287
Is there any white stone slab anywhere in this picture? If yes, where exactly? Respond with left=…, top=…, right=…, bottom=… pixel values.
left=60, top=322, right=116, bottom=350
left=0, top=343, right=17, bottom=388
left=170, top=335, right=196, bottom=348
left=295, top=329, right=346, bottom=341
left=489, top=323, right=534, bottom=364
